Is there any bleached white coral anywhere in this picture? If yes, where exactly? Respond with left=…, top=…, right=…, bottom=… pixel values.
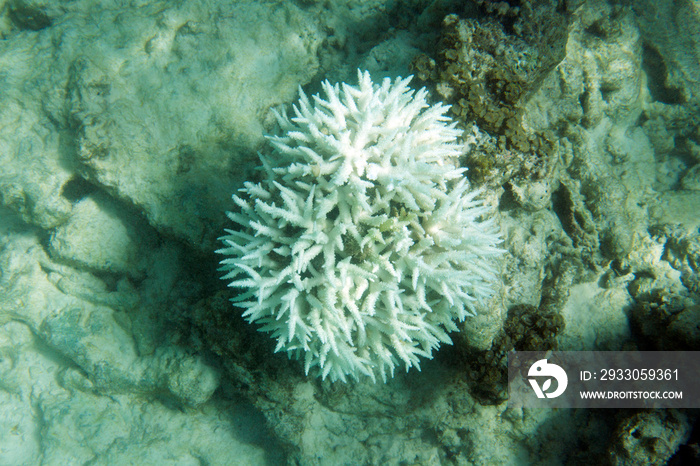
left=218, top=70, right=503, bottom=382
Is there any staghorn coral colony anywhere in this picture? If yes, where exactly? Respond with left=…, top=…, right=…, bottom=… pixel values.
left=218, top=70, right=503, bottom=382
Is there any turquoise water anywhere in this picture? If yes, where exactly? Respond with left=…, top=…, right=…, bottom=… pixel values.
left=0, top=0, right=698, bottom=464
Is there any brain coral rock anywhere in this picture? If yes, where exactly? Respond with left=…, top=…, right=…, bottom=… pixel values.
left=218, top=70, right=503, bottom=382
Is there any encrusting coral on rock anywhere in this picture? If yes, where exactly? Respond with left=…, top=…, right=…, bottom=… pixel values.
left=218, top=70, right=503, bottom=383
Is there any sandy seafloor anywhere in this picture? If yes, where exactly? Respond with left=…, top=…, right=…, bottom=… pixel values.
left=0, top=0, right=699, bottom=464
